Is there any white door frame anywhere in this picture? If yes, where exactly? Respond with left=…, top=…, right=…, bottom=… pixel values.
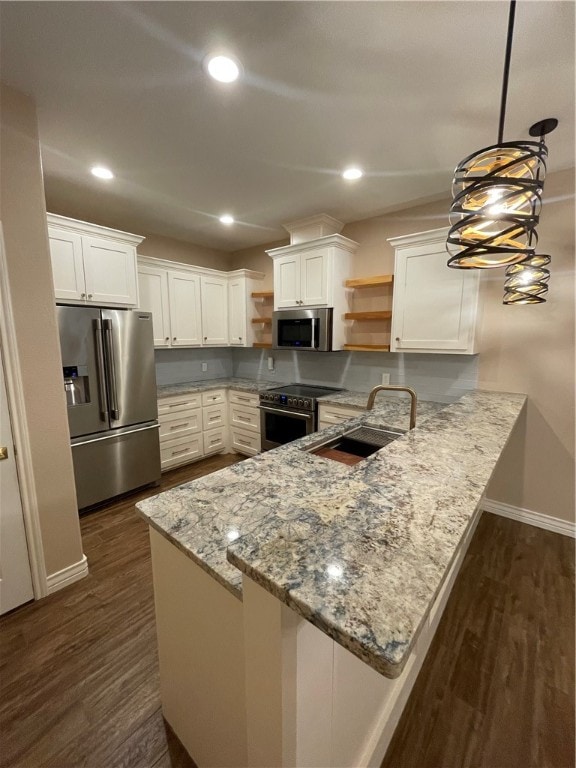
left=0, top=222, right=48, bottom=598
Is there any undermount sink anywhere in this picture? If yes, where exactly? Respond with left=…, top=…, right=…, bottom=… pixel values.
left=306, top=425, right=405, bottom=466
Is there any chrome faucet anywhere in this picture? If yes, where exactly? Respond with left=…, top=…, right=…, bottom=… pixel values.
left=366, top=385, right=418, bottom=430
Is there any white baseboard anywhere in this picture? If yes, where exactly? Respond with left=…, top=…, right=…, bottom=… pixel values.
left=46, top=554, right=89, bottom=594
left=483, top=499, right=576, bottom=538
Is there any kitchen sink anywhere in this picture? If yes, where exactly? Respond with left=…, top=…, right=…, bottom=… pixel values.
left=306, top=425, right=405, bottom=466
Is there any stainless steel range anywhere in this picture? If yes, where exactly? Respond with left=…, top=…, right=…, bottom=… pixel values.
left=259, top=384, right=342, bottom=451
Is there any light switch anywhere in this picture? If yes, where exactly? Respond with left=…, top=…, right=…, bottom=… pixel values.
left=201, top=362, right=208, bottom=372
left=381, top=372, right=390, bottom=385
left=267, top=356, right=275, bottom=371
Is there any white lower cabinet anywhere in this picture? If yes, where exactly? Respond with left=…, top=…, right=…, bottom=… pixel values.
left=158, top=390, right=231, bottom=471
left=318, top=403, right=364, bottom=431
left=229, top=390, right=261, bottom=456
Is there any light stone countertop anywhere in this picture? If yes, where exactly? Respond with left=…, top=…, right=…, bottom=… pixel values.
left=156, top=377, right=285, bottom=398
left=138, top=388, right=526, bottom=678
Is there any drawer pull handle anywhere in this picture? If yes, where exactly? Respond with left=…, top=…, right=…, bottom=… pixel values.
left=169, top=423, right=189, bottom=430
left=238, top=415, right=250, bottom=421
left=238, top=439, right=250, bottom=446
left=172, top=447, right=190, bottom=456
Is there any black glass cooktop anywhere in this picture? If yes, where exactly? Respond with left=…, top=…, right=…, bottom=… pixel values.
left=266, top=384, right=342, bottom=398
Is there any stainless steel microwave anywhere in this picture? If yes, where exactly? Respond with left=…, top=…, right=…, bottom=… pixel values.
left=272, top=308, right=333, bottom=352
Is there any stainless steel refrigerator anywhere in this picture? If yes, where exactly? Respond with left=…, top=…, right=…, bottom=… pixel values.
left=57, top=306, right=161, bottom=510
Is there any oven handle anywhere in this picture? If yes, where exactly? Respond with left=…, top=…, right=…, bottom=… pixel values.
left=258, top=405, right=314, bottom=420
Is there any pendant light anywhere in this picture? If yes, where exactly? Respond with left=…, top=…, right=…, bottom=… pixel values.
left=503, top=253, right=551, bottom=304
left=446, top=1, right=557, bottom=269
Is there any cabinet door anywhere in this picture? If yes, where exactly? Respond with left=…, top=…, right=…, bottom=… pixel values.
left=82, top=236, right=138, bottom=306
left=138, top=265, right=171, bottom=347
left=48, top=227, right=86, bottom=301
left=391, top=245, right=479, bottom=353
left=168, top=272, right=202, bottom=346
left=228, top=278, right=247, bottom=346
left=274, top=254, right=300, bottom=309
left=201, top=275, right=228, bottom=346
left=300, top=250, right=329, bottom=306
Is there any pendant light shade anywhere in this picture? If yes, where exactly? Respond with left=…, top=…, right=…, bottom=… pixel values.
left=503, top=254, right=551, bottom=304
left=446, top=1, right=557, bottom=272
left=446, top=139, right=547, bottom=269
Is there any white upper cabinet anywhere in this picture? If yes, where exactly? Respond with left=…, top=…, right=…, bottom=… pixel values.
left=138, top=264, right=171, bottom=346
left=201, top=275, right=228, bottom=346
left=168, top=272, right=202, bottom=347
left=268, top=234, right=357, bottom=312
left=137, top=257, right=264, bottom=349
left=47, top=214, right=142, bottom=307
left=389, top=228, right=480, bottom=355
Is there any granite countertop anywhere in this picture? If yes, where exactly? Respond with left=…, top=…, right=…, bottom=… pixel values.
left=138, top=389, right=526, bottom=679
left=156, top=377, right=284, bottom=398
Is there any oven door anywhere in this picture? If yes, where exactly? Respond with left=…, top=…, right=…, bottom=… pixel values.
left=259, top=405, right=315, bottom=451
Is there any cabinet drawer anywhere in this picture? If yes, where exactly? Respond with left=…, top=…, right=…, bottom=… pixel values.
left=203, top=427, right=227, bottom=456
left=229, top=390, right=259, bottom=409
left=318, top=404, right=363, bottom=425
left=158, top=394, right=202, bottom=416
left=160, top=435, right=203, bottom=470
left=201, top=389, right=226, bottom=407
left=159, top=410, right=202, bottom=441
left=230, top=404, right=259, bottom=433
left=203, top=403, right=227, bottom=431
left=231, top=427, right=261, bottom=456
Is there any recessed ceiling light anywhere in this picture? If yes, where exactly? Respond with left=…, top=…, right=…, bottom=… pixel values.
left=206, top=55, right=240, bottom=83
left=342, top=167, right=363, bottom=181
left=91, top=165, right=114, bottom=180
left=219, top=214, right=234, bottom=225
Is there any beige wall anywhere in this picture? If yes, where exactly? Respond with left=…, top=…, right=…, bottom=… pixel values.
left=138, top=233, right=230, bottom=271
left=479, top=168, right=575, bottom=523
left=230, top=177, right=575, bottom=523
left=0, top=84, right=84, bottom=578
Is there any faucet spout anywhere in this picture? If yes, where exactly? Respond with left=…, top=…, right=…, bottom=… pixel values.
left=366, top=385, right=418, bottom=430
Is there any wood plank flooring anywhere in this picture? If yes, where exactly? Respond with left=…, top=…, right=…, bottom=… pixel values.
left=0, top=454, right=242, bottom=768
left=382, top=513, right=575, bottom=768
left=1, top=458, right=574, bottom=768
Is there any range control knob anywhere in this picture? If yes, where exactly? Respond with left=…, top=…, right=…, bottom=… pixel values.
left=274, top=394, right=280, bottom=401
left=304, top=399, right=310, bottom=408
left=298, top=399, right=303, bottom=407
left=288, top=398, right=293, bottom=405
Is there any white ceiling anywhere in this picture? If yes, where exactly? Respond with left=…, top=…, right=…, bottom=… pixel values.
left=1, top=1, right=574, bottom=252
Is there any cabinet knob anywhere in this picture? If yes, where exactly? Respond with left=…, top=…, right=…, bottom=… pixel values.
left=165, top=337, right=170, bottom=342
left=81, top=293, right=86, bottom=298
left=204, top=336, right=207, bottom=341
left=173, top=337, right=177, bottom=341
left=395, top=337, right=400, bottom=342
left=88, top=294, right=93, bottom=300
left=239, top=337, right=242, bottom=341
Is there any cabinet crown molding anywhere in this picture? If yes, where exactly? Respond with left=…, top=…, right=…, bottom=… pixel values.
left=47, top=213, right=144, bottom=246
left=138, top=254, right=263, bottom=281
left=283, top=213, right=344, bottom=243
left=387, top=226, right=449, bottom=249
left=267, top=233, right=359, bottom=259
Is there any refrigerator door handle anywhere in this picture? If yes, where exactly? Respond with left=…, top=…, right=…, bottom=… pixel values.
left=94, top=318, right=109, bottom=422
left=103, top=319, right=120, bottom=420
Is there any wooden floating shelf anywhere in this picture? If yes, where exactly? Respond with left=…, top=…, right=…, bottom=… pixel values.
left=251, top=317, right=272, bottom=325
left=344, top=311, right=392, bottom=321
left=343, top=344, right=391, bottom=352
left=253, top=342, right=272, bottom=348
left=251, top=291, right=274, bottom=299
left=345, top=274, right=394, bottom=288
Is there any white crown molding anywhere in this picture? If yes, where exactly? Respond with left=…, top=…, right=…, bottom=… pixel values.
left=266, top=233, right=359, bottom=259
left=46, top=554, right=89, bottom=594
left=138, top=255, right=264, bottom=281
left=387, top=226, right=450, bottom=249
left=47, top=213, right=144, bottom=246
left=483, top=498, right=576, bottom=538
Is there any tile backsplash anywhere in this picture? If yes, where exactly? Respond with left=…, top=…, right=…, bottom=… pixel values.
left=154, top=347, right=478, bottom=403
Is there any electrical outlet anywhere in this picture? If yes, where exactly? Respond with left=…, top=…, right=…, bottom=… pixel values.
left=381, top=372, right=390, bottom=385
left=201, top=362, right=208, bottom=372
left=267, top=356, right=275, bottom=371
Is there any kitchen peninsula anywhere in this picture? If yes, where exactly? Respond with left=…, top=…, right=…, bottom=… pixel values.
left=137, top=389, right=526, bottom=768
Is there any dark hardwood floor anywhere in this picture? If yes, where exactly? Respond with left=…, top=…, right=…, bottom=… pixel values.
left=1, top=456, right=574, bottom=768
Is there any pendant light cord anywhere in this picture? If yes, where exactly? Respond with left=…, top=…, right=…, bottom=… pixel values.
left=497, top=0, right=517, bottom=144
